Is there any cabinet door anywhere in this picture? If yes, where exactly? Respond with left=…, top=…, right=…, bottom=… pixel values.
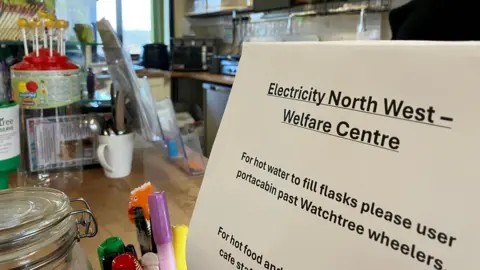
left=208, top=0, right=251, bottom=11
left=204, top=84, right=231, bottom=157
left=220, top=0, right=252, bottom=8
left=148, top=78, right=171, bottom=101
left=187, top=0, right=208, bottom=14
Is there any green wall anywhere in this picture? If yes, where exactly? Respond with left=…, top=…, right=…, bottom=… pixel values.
left=152, top=0, right=164, bottom=43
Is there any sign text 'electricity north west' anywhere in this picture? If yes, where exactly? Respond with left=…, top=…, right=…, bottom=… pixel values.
left=267, top=82, right=455, bottom=152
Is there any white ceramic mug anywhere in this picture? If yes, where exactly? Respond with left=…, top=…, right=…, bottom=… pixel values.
left=97, top=133, right=135, bottom=179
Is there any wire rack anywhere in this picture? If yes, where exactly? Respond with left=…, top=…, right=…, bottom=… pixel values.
left=293, top=0, right=392, bottom=15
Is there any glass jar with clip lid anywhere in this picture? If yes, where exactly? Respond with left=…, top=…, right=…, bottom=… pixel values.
left=0, top=187, right=98, bottom=269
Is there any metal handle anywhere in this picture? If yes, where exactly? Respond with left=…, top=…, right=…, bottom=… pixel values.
left=208, top=85, right=231, bottom=92
left=70, top=198, right=98, bottom=240
left=3, top=197, right=98, bottom=251
left=3, top=197, right=99, bottom=270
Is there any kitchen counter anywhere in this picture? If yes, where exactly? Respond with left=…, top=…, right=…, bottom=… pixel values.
left=9, top=146, right=204, bottom=269
left=136, top=69, right=235, bottom=86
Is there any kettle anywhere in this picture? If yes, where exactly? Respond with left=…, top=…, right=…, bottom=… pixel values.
left=142, top=43, right=170, bottom=70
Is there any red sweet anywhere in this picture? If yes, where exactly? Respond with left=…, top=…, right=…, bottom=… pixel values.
left=26, top=81, right=38, bottom=92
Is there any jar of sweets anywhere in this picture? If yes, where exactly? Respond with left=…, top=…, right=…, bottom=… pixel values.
left=0, top=187, right=98, bottom=269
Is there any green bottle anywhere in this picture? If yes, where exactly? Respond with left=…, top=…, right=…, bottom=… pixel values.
left=0, top=102, right=20, bottom=190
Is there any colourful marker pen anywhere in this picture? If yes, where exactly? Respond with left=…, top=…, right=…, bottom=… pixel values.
left=148, top=192, right=177, bottom=270
left=133, top=207, right=152, bottom=255
left=97, top=237, right=125, bottom=270
left=172, top=225, right=188, bottom=270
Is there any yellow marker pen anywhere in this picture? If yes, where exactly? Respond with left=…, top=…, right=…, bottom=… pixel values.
left=172, top=225, right=188, bottom=270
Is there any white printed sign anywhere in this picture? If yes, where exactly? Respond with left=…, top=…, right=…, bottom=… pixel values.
left=186, top=42, right=480, bottom=270
left=0, top=104, right=20, bottom=160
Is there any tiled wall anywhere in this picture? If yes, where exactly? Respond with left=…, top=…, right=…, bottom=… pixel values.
left=178, top=0, right=411, bottom=54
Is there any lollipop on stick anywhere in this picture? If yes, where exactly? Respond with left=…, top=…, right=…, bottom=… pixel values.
left=46, top=13, right=57, bottom=51
left=56, top=20, right=69, bottom=55
left=29, top=18, right=41, bottom=56
left=17, top=18, right=29, bottom=56
left=45, top=19, right=55, bottom=56
left=57, top=33, right=60, bottom=53
left=61, top=20, right=70, bottom=55
left=37, top=10, right=48, bottom=48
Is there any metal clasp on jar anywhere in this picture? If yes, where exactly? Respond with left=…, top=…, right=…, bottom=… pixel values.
left=69, top=198, right=98, bottom=240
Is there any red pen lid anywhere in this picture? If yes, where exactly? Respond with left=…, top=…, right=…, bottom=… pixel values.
left=111, top=254, right=140, bottom=270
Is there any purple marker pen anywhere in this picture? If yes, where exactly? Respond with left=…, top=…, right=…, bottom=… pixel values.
left=148, top=192, right=177, bottom=270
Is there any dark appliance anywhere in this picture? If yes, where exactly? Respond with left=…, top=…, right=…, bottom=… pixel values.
left=142, top=43, right=170, bottom=70
left=171, top=38, right=218, bottom=71
left=209, top=55, right=240, bottom=76
left=253, top=0, right=292, bottom=12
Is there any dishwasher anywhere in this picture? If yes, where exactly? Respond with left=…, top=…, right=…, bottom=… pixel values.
left=203, top=82, right=231, bottom=157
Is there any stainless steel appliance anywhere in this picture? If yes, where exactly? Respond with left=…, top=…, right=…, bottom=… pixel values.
left=171, top=38, right=219, bottom=71
left=209, top=55, right=240, bottom=76
left=203, top=82, right=231, bottom=157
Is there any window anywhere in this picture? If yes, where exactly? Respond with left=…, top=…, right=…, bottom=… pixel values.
left=96, top=0, right=118, bottom=31
left=96, top=0, right=153, bottom=55
left=122, top=0, right=152, bottom=55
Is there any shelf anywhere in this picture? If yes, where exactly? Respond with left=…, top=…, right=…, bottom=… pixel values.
left=186, top=7, right=253, bottom=18
left=186, top=0, right=391, bottom=18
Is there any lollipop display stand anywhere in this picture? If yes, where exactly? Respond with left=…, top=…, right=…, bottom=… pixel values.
left=11, top=12, right=90, bottom=191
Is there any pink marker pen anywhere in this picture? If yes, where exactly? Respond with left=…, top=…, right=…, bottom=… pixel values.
left=148, top=192, right=177, bottom=270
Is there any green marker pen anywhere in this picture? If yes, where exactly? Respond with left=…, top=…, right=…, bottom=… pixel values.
left=0, top=101, right=20, bottom=190
left=97, top=236, right=126, bottom=270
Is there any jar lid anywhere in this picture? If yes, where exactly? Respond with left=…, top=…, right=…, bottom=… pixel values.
left=0, top=188, right=81, bottom=268
left=0, top=187, right=71, bottom=241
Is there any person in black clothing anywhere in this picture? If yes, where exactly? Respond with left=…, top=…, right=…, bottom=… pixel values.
left=389, top=0, right=480, bottom=41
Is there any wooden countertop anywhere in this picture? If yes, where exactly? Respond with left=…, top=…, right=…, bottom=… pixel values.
left=136, top=69, right=235, bottom=86
left=9, top=146, right=204, bottom=270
